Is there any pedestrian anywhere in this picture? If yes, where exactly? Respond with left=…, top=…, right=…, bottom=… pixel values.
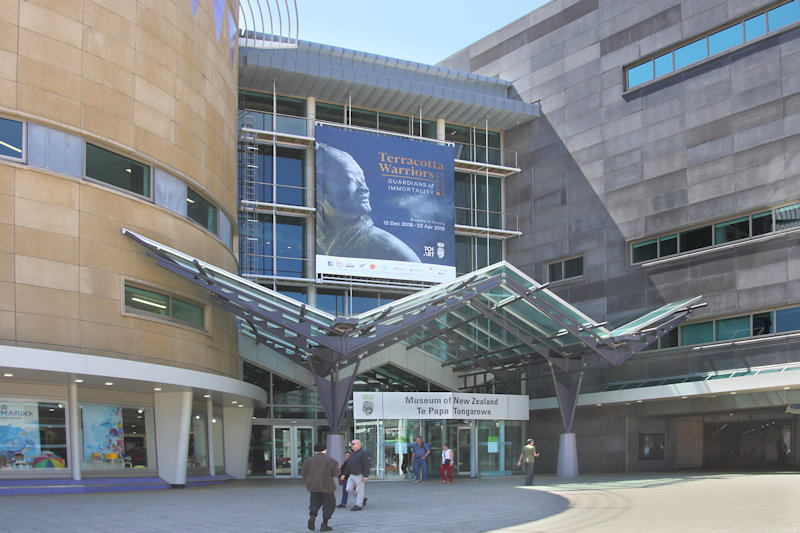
left=411, top=436, right=431, bottom=482
left=776, top=435, right=788, bottom=466
left=517, top=437, right=540, bottom=486
left=337, top=451, right=350, bottom=508
left=340, top=438, right=370, bottom=511
left=440, top=442, right=453, bottom=483
left=301, top=442, right=341, bottom=532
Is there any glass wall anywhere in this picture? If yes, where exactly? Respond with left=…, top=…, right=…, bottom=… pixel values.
left=81, top=404, right=154, bottom=470
left=0, top=400, right=67, bottom=470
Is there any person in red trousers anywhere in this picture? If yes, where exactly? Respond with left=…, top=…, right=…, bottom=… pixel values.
left=440, top=443, right=454, bottom=483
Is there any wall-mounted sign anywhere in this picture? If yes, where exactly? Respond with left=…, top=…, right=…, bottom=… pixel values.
left=353, top=392, right=529, bottom=420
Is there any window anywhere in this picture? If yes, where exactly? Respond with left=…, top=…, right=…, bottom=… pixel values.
left=241, top=214, right=305, bottom=278
left=547, top=256, right=583, bottom=282
left=378, top=112, right=409, bottom=134
left=0, top=117, right=24, bottom=160
left=625, top=1, right=800, bottom=89
left=708, top=23, right=743, bottom=55
left=350, top=108, right=377, bottom=129
left=27, top=124, right=82, bottom=176
left=411, top=118, right=437, bottom=139
left=753, top=311, right=773, bottom=335
left=456, top=235, right=502, bottom=275
left=776, top=306, right=800, bottom=332
left=632, top=203, right=800, bottom=264
left=242, top=146, right=305, bottom=206
left=716, top=315, right=750, bottom=340
left=638, top=433, right=665, bottom=460
left=81, top=405, right=152, bottom=468
left=714, top=216, right=749, bottom=244
left=0, top=400, right=67, bottom=469
left=454, top=172, right=503, bottom=229
left=124, top=284, right=204, bottom=328
left=680, top=321, right=713, bottom=346
left=679, top=226, right=712, bottom=252
left=187, top=187, right=218, bottom=234
left=316, top=102, right=345, bottom=124
left=85, top=143, right=150, bottom=197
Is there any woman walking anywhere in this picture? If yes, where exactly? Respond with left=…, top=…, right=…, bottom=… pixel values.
left=440, top=443, right=454, bottom=483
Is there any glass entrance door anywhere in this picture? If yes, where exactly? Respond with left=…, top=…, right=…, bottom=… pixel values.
left=448, top=424, right=471, bottom=477
left=273, top=426, right=314, bottom=477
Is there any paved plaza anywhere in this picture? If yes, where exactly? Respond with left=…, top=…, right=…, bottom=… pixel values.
left=1, top=470, right=797, bottom=532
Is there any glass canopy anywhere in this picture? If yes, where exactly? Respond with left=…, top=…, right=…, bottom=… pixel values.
left=124, top=229, right=702, bottom=376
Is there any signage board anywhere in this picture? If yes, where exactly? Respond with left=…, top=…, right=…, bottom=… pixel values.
left=353, top=392, right=529, bottom=420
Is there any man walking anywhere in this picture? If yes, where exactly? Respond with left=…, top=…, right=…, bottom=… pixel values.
left=517, top=437, right=540, bottom=486
left=411, top=436, right=431, bottom=482
left=340, top=438, right=370, bottom=511
left=301, top=442, right=341, bottom=531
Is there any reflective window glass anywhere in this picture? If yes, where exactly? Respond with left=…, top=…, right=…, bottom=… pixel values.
left=86, top=143, right=150, bottom=197
left=548, top=262, right=563, bottom=282
left=632, top=239, right=657, bottom=263
left=411, top=118, right=437, bottom=139
left=653, top=53, right=673, bottom=77
left=776, top=306, right=800, bottom=332
left=680, top=321, right=713, bottom=345
left=272, top=374, right=315, bottom=405
left=752, top=211, right=773, bottom=235
left=775, top=203, right=800, bottom=230
left=716, top=315, right=750, bottom=340
left=708, top=23, right=743, bottom=55
left=455, top=234, right=471, bottom=275
left=27, top=123, right=83, bottom=177
left=275, top=216, right=304, bottom=278
left=674, top=39, right=707, bottom=69
left=350, top=108, right=377, bottom=128
left=627, top=61, right=654, bottom=88
left=277, top=286, right=306, bottom=304
left=187, top=187, right=218, bottom=234
left=660, top=234, right=678, bottom=256
left=475, top=176, right=502, bottom=228
left=316, top=102, right=345, bottom=124
left=171, top=296, right=204, bottom=327
left=317, top=288, right=346, bottom=316
left=351, top=291, right=380, bottom=314
left=752, top=311, right=773, bottom=335
left=680, top=226, right=712, bottom=252
left=564, top=256, right=584, bottom=278
left=0, top=117, right=24, bottom=159
left=714, top=216, right=749, bottom=244
left=454, top=173, right=472, bottom=225
left=638, top=433, right=665, bottom=460
left=239, top=90, right=273, bottom=113
left=275, top=95, right=305, bottom=118
left=768, top=0, right=800, bottom=31
left=745, top=13, right=767, bottom=40
left=125, top=285, right=169, bottom=317
left=378, top=112, right=410, bottom=134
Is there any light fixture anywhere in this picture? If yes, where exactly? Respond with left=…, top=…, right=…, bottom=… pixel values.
left=212, top=418, right=217, bottom=423
left=187, top=197, right=195, bottom=204
left=105, top=382, right=113, bottom=386
left=636, top=400, right=643, bottom=403
left=238, top=404, right=244, bottom=408
left=137, top=409, right=143, bottom=414
left=195, top=415, right=200, bottom=419
left=2, top=373, right=12, bottom=377
left=730, top=392, right=737, bottom=395
left=154, top=387, right=162, bottom=391
left=57, top=404, right=63, bottom=408
left=231, top=400, right=238, bottom=404
left=74, top=378, right=83, bottom=383
left=131, top=297, right=167, bottom=310
left=203, top=394, right=211, bottom=398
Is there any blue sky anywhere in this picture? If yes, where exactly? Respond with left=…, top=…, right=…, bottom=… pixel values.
left=296, top=1, right=549, bottom=64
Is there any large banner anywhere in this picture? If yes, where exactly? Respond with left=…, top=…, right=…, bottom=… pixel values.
left=315, top=125, right=456, bottom=283
left=82, top=405, right=124, bottom=462
left=353, top=392, right=529, bottom=420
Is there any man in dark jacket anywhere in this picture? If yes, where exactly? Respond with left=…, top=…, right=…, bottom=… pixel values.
left=301, top=442, right=341, bottom=531
left=339, top=438, right=370, bottom=511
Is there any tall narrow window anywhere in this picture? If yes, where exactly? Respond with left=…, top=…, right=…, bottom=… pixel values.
left=187, top=187, right=218, bottom=234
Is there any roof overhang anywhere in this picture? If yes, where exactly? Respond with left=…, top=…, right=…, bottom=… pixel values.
left=239, top=40, right=540, bottom=131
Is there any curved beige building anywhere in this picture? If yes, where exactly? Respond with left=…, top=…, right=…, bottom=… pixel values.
left=0, top=0, right=263, bottom=485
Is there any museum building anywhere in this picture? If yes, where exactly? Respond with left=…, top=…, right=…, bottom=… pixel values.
left=1, top=0, right=798, bottom=489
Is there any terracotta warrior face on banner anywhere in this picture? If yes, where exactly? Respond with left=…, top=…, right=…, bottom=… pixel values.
left=317, top=143, right=371, bottom=216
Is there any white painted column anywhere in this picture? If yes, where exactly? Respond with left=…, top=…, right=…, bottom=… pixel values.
left=223, top=405, right=254, bottom=479
left=206, top=397, right=215, bottom=476
left=68, top=381, right=82, bottom=481
left=154, top=390, right=193, bottom=486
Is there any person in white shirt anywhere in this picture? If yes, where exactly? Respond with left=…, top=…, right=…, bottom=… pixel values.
left=440, top=443, right=454, bottom=483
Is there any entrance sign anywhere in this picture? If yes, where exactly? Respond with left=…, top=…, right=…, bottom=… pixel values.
left=315, top=125, right=456, bottom=283
left=353, top=392, right=529, bottom=420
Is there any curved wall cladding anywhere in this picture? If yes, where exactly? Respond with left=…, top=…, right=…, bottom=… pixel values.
left=0, top=0, right=241, bottom=377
